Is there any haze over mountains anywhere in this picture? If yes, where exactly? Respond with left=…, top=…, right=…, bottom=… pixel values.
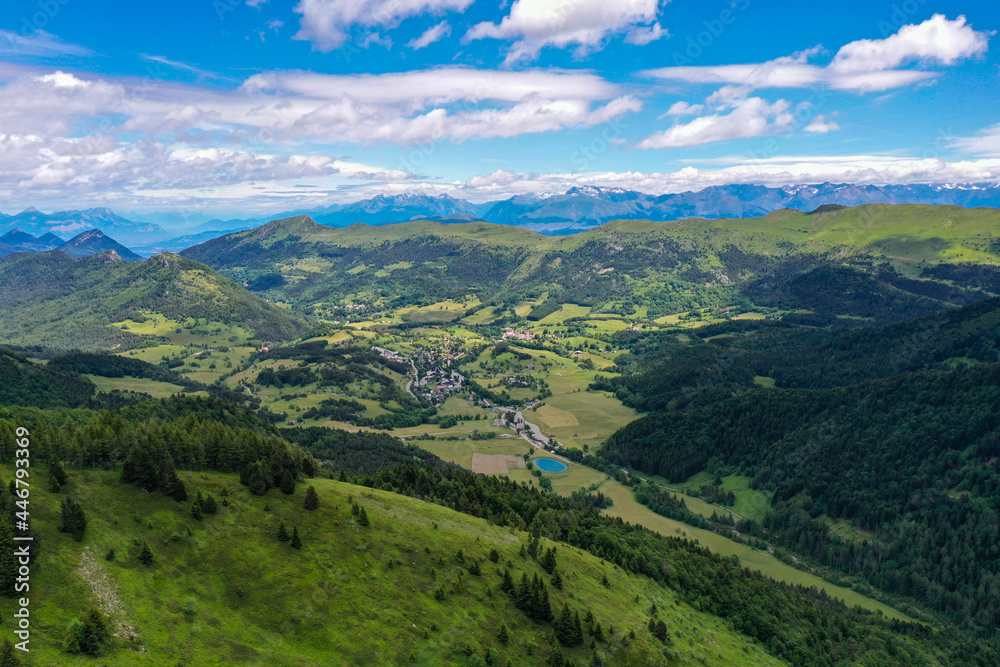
left=6, top=182, right=1000, bottom=255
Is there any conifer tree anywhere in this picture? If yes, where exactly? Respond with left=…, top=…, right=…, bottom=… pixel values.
left=497, top=623, right=509, bottom=645
left=172, top=478, right=188, bottom=503
left=189, top=500, right=202, bottom=521
left=592, top=622, right=604, bottom=643
left=138, top=541, right=154, bottom=566
left=80, top=609, right=108, bottom=656
left=290, top=527, right=302, bottom=549
left=59, top=497, right=87, bottom=541
left=468, top=560, right=481, bottom=576
left=551, top=569, right=563, bottom=590
left=277, top=522, right=290, bottom=542
left=280, top=469, right=296, bottom=495
left=357, top=507, right=369, bottom=526
left=201, top=494, right=218, bottom=514
left=500, top=569, right=515, bottom=594
left=48, top=458, right=68, bottom=492
left=488, top=548, right=499, bottom=563
left=542, top=547, right=557, bottom=574
left=303, top=485, right=319, bottom=510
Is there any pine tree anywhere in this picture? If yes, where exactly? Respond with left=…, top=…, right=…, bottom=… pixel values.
left=652, top=619, right=668, bottom=643
left=551, top=569, right=563, bottom=590
left=201, top=494, right=218, bottom=514
left=280, top=469, right=296, bottom=495
left=189, top=500, right=203, bottom=521
left=80, top=609, right=108, bottom=656
left=138, top=541, right=154, bottom=566
left=542, top=547, right=557, bottom=574
left=500, top=569, right=515, bottom=594
left=48, top=458, right=69, bottom=491
left=468, top=560, right=481, bottom=576
left=592, top=622, right=604, bottom=643
left=488, top=548, right=499, bottom=563
left=357, top=507, right=369, bottom=526
left=303, top=485, right=319, bottom=510
left=556, top=604, right=574, bottom=646
left=497, top=623, right=509, bottom=645
left=59, top=497, right=87, bottom=541
left=277, top=522, right=290, bottom=542
left=242, top=462, right=270, bottom=496
left=172, top=478, right=188, bottom=503
left=290, top=527, right=302, bottom=549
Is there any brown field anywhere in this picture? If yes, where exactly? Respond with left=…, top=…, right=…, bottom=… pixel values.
left=470, top=453, right=525, bottom=474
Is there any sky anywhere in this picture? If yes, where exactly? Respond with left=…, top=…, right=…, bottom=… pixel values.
left=0, top=0, right=999, bottom=219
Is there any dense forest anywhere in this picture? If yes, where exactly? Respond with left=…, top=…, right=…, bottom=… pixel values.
left=597, top=297, right=1000, bottom=633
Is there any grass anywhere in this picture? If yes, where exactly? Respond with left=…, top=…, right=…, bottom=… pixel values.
left=595, top=479, right=913, bottom=622
left=0, top=466, right=784, bottom=667
left=83, top=375, right=192, bottom=399
left=416, top=438, right=532, bottom=469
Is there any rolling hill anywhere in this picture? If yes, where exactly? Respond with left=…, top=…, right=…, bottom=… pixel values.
left=0, top=250, right=309, bottom=350
left=182, top=204, right=1000, bottom=320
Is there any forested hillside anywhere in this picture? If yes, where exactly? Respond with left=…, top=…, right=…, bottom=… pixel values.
left=0, top=250, right=308, bottom=349
left=597, top=297, right=1000, bottom=632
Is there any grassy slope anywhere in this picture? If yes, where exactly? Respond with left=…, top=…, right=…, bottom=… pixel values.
left=0, top=467, right=783, bottom=667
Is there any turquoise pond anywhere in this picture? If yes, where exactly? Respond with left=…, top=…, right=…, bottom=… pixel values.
left=534, top=458, right=567, bottom=473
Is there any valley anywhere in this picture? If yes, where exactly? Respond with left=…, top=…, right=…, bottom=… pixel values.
left=1, top=202, right=1000, bottom=665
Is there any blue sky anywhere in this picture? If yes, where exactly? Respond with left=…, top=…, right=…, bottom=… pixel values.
left=0, top=0, right=998, bottom=219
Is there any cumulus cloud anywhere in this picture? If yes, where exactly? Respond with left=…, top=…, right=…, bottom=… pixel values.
left=0, top=63, right=643, bottom=207
left=645, top=15, right=990, bottom=93
left=408, top=21, right=451, bottom=49
left=663, top=101, right=703, bottom=116
left=465, top=0, right=663, bottom=64
left=638, top=97, right=795, bottom=149
left=294, top=0, right=474, bottom=51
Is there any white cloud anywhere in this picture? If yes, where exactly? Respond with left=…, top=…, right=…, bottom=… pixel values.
left=951, top=123, right=1000, bottom=157
left=637, top=97, right=794, bottom=149
left=830, top=14, right=991, bottom=73
left=664, top=101, right=703, bottom=116
left=645, top=15, right=990, bottom=93
left=294, top=0, right=474, bottom=51
left=803, top=116, right=839, bottom=133
left=465, top=0, right=663, bottom=64
left=408, top=21, right=451, bottom=49
left=0, top=30, right=91, bottom=57
left=0, top=63, right=642, bottom=207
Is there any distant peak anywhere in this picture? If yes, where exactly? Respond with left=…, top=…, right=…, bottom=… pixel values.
left=20, top=207, right=40, bottom=214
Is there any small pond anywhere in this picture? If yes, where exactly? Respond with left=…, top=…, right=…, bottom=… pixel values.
left=534, top=458, right=568, bottom=473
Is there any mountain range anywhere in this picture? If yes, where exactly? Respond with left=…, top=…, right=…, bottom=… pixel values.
left=0, top=228, right=142, bottom=261
left=9, top=182, right=1000, bottom=252
left=0, top=206, right=165, bottom=245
